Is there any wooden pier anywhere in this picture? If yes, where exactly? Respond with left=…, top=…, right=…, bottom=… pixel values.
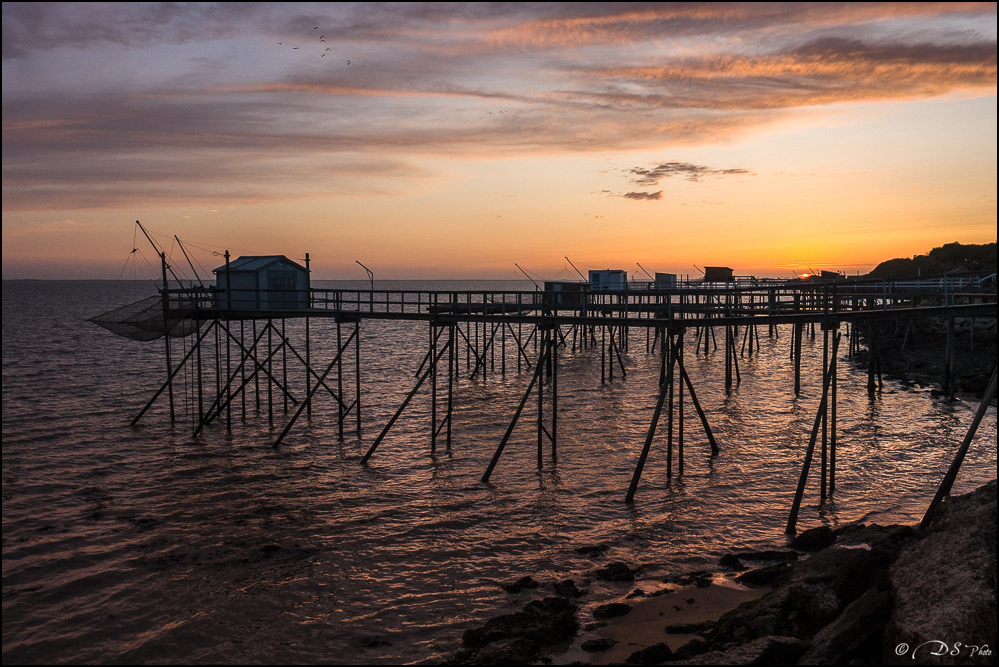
left=98, top=266, right=997, bottom=532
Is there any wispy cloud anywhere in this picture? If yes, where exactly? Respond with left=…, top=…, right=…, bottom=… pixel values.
left=576, top=38, right=996, bottom=110
left=2, top=2, right=995, bottom=211
left=622, top=191, right=663, bottom=201
left=628, top=162, right=751, bottom=186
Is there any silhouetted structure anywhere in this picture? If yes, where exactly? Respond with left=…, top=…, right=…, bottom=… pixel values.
left=703, top=266, right=734, bottom=282
left=90, top=238, right=997, bottom=537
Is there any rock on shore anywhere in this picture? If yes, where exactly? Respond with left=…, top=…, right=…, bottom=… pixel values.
left=445, top=480, right=996, bottom=665
left=883, top=480, right=996, bottom=665
left=688, top=479, right=997, bottom=665
left=446, top=596, right=578, bottom=664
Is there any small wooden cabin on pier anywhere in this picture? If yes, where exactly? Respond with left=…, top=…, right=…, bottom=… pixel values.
left=589, top=269, right=628, bottom=291
left=213, top=255, right=309, bottom=310
left=702, top=266, right=734, bottom=283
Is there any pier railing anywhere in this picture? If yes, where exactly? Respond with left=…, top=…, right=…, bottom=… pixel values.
left=160, top=271, right=995, bottom=323
left=120, top=270, right=997, bottom=520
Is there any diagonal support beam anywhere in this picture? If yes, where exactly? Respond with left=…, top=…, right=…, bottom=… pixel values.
left=469, top=323, right=501, bottom=379
left=920, top=367, right=997, bottom=529
left=195, top=323, right=278, bottom=435
left=217, top=320, right=299, bottom=409
left=131, top=321, right=215, bottom=426
left=505, top=322, right=534, bottom=369
left=267, top=321, right=348, bottom=408
left=455, top=323, right=485, bottom=373
left=785, top=332, right=840, bottom=534
left=361, top=340, right=451, bottom=463
left=272, top=326, right=358, bottom=448
left=626, top=333, right=679, bottom=502
left=481, top=339, right=550, bottom=482
left=677, top=354, right=719, bottom=454
left=205, top=320, right=300, bottom=424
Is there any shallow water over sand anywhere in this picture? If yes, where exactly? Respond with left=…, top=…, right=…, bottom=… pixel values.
left=3, top=280, right=995, bottom=664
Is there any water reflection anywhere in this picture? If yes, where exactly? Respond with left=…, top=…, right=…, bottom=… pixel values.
left=2, top=280, right=995, bottom=664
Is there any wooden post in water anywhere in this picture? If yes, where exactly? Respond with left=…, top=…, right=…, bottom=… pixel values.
left=337, top=319, right=344, bottom=439
left=601, top=325, right=607, bottom=383
left=786, top=332, right=840, bottom=534
left=626, top=330, right=678, bottom=502
left=197, top=315, right=205, bottom=422
left=945, top=317, right=956, bottom=400
left=731, top=326, right=740, bottom=384
left=829, top=325, right=838, bottom=494
left=537, top=327, right=545, bottom=469
left=355, top=319, right=362, bottom=435
left=921, top=368, right=997, bottom=529
left=431, top=322, right=437, bottom=454
left=866, top=321, right=876, bottom=395
left=821, top=327, right=828, bottom=500
left=305, top=254, right=311, bottom=419
left=725, top=325, right=732, bottom=392
left=678, top=328, right=685, bottom=476
left=676, top=356, right=719, bottom=455
left=502, top=318, right=507, bottom=374
left=794, top=323, right=803, bottom=396
left=240, top=320, right=245, bottom=421
left=267, top=320, right=273, bottom=425
left=552, top=327, right=558, bottom=463
left=447, top=322, right=454, bottom=448
left=160, top=251, right=176, bottom=423
left=666, top=331, right=675, bottom=479
left=482, top=340, right=549, bottom=482
left=281, top=318, right=287, bottom=414
left=253, top=320, right=260, bottom=412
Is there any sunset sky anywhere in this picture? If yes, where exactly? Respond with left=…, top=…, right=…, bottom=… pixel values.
left=3, top=2, right=996, bottom=280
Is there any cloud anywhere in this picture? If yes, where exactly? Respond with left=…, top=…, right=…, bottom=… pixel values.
left=623, top=191, right=663, bottom=201
left=477, top=3, right=997, bottom=52
left=2, top=3, right=995, bottom=211
left=572, top=37, right=996, bottom=111
left=628, top=162, right=751, bottom=186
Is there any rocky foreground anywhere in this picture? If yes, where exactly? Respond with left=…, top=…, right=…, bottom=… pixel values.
left=445, top=479, right=996, bottom=665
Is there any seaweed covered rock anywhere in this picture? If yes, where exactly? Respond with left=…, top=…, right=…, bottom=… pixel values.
left=736, top=562, right=791, bottom=587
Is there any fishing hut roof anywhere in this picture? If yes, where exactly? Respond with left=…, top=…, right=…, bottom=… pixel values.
left=212, top=255, right=307, bottom=274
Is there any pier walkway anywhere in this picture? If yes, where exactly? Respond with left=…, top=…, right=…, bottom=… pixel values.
left=96, top=271, right=996, bottom=531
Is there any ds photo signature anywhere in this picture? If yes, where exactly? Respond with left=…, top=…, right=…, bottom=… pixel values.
left=895, top=641, right=992, bottom=660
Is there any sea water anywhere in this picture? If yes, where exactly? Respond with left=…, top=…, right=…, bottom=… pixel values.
left=2, top=280, right=995, bottom=664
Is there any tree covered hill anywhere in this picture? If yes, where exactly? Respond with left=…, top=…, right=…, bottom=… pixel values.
left=865, top=241, right=996, bottom=279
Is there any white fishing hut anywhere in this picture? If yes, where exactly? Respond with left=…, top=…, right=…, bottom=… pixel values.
left=213, top=255, right=310, bottom=310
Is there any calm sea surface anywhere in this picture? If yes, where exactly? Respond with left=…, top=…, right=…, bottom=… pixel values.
left=3, top=280, right=996, bottom=664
